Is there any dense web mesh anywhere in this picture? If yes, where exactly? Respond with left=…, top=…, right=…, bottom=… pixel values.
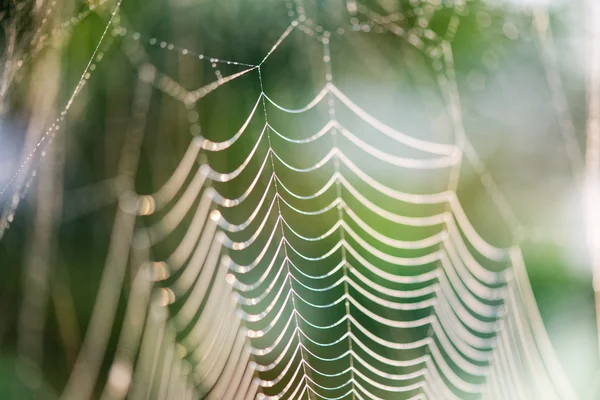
left=0, top=0, right=593, bottom=399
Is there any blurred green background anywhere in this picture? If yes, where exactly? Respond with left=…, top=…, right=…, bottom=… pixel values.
left=0, top=0, right=597, bottom=398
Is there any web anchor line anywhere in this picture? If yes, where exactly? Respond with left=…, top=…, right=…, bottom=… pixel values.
left=0, top=0, right=124, bottom=239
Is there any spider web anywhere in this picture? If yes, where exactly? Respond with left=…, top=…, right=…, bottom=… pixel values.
left=0, top=0, right=587, bottom=399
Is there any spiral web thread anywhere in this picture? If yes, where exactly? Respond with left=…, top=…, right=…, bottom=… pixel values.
left=0, top=0, right=581, bottom=399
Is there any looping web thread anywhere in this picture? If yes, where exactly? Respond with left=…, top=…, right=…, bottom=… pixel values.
left=1, top=0, right=580, bottom=399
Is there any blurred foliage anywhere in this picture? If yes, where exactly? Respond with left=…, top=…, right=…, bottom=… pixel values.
left=0, top=0, right=597, bottom=398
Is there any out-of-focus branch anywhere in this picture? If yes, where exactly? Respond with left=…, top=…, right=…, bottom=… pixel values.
left=15, top=0, right=64, bottom=395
